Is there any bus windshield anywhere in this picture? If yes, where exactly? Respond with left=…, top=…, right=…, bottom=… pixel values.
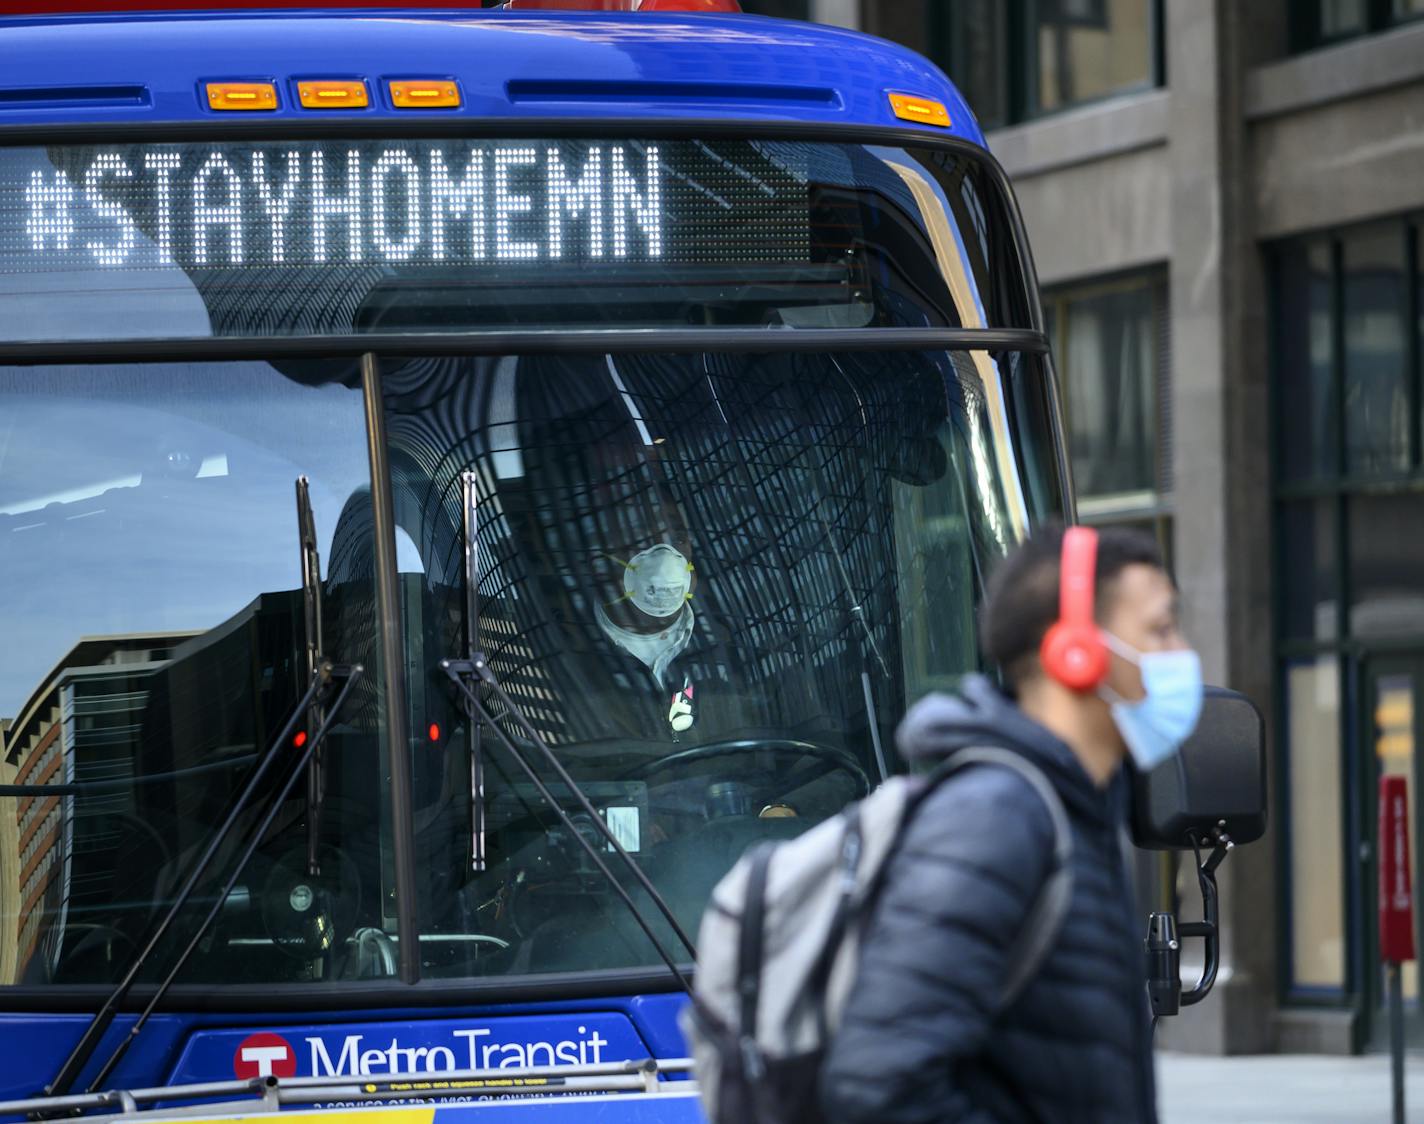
left=0, top=136, right=1063, bottom=991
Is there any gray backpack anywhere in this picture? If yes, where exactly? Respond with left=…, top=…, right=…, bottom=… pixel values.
left=683, top=748, right=1074, bottom=1124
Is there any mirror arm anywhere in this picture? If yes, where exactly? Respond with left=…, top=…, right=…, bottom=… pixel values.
left=1146, top=825, right=1233, bottom=1014
left=1177, top=863, right=1219, bottom=1007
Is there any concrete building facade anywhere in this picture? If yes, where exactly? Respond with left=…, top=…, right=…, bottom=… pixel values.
left=751, top=0, right=1424, bottom=1056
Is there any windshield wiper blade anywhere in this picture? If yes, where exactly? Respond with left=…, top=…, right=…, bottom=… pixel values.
left=43, top=662, right=363, bottom=1105
left=460, top=471, right=486, bottom=874
left=296, top=475, right=327, bottom=878
left=440, top=656, right=695, bottom=988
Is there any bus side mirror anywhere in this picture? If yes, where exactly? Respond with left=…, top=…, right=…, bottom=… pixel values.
left=1131, top=685, right=1267, bottom=850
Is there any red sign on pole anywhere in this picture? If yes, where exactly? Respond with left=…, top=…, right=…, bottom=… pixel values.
left=1379, top=775, right=1416, bottom=964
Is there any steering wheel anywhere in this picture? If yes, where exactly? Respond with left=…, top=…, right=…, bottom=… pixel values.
left=622, top=738, right=873, bottom=799
left=52, top=923, right=139, bottom=983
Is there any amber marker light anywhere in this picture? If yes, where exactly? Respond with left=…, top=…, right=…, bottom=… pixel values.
left=390, top=81, right=460, bottom=109
left=298, top=80, right=369, bottom=109
left=888, top=92, right=951, bottom=128
left=206, top=82, right=278, bottom=111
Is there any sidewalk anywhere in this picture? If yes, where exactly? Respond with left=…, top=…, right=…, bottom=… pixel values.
left=1159, top=1052, right=1424, bottom=1123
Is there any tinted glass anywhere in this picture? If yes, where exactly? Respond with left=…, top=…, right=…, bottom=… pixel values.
left=0, top=361, right=384, bottom=986
left=1293, top=0, right=1424, bottom=49
left=939, top=1, right=1010, bottom=129
left=1347, top=491, right=1424, bottom=639
left=1057, top=280, right=1158, bottom=499
left=379, top=348, right=1028, bottom=978
left=1005, top=350, right=1069, bottom=523
left=0, top=139, right=1032, bottom=341
left=1278, top=499, right=1338, bottom=642
left=1031, top=0, right=1153, bottom=116
left=1343, top=230, right=1409, bottom=476
left=1274, top=240, right=1334, bottom=483
left=1320, top=0, right=1368, bottom=35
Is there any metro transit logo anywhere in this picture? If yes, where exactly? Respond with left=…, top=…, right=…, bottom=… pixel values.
left=229, top=1025, right=613, bottom=1080
left=233, top=1032, right=297, bottom=1079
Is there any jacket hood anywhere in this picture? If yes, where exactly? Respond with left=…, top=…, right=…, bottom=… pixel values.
left=895, top=674, right=1113, bottom=823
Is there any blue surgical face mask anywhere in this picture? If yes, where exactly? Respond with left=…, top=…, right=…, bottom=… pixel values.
left=1099, top=633, right=1204, bottom=771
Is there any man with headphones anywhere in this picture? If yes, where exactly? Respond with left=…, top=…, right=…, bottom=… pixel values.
left=820, top=524, right=1200, bottom=1124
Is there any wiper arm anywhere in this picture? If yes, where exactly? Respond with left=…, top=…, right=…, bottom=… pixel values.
left=460, top=471, right=486, bottom=874
left=440, top=656, right=695, bottom=988
left=43, top=661, right=363, bottom=1103
left=296, top=476, right=327, bottom=878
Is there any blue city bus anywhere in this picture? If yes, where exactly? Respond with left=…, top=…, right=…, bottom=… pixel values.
left=0, top=1, right=1082, bottom=1119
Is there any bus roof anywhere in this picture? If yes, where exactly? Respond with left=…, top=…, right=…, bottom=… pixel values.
left=0, top=7, right=985, bottom=143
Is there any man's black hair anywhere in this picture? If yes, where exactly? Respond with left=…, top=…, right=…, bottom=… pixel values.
left=981, top=523, right=1166, bottom=690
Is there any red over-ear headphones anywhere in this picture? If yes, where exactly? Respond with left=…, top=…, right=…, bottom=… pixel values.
left=1039, top=525, right=1109, bottom=691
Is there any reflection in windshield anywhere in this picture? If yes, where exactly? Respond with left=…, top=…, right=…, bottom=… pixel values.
left=0, top=364, right=366, bottom=715
left=0, top=348, right=1058, bottom=988
left=382, top=350, right=1022, bottom=977
left=0, top=361, right=377, bottom=986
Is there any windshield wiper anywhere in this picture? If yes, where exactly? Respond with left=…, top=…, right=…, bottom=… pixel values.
left=460, top=471, right=487, bottom=874
left=440, top=656, right=695, bottom=989
left=43, top=661, right=363, bottom=1104
left=296, top=476, right=327, bottom=878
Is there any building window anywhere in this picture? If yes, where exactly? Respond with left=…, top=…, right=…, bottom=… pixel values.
left=1042, top=272, right=1169, bottom=533
left=1285, top=656, right=1346, bottom=990
left=1274, top=241, right=1334, bottom=483
left=1343, top=231, right=1412, bottom=477
left=1271, top=216, right=1424, bottom=1003
left=887, top=0, right=1162, bottom=129
left=1028, top=0, right=1156, bottom=117
left=1292, top=0, right=1424, bottom=51
left=935, top=1, right=1011, bottom=130
left=1274, top=221, right=1423, bottom=496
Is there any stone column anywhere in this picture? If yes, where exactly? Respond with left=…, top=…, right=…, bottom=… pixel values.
left=1158, top=0, right=1283, bottom=1055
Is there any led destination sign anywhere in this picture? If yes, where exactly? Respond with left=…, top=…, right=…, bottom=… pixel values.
left=8, top=139, right=811, bottom=273
left=5, top=136, right=1037, bottom=340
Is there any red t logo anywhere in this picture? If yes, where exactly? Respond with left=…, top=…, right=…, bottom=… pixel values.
left=233, top=1032, right=297, bottom=1079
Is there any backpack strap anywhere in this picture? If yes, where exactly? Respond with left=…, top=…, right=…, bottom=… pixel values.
left=937, top=747, right=1074, bottom=1011
left=737, top=843, right=775, bottom=1042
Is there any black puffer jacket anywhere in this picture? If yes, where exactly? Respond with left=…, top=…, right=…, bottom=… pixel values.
left=819, top=676, right=1157, bottom=1124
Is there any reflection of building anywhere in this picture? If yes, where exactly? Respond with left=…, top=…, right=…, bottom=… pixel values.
left=776, top=0, right=1424, bottom=1058
left=0, top=719, right=9, bottom=982
left=1, top=635, right=191, bottom=984
left=380, top=351, right=969, bottom=749
left=0, top=590, right=312, bottom=985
